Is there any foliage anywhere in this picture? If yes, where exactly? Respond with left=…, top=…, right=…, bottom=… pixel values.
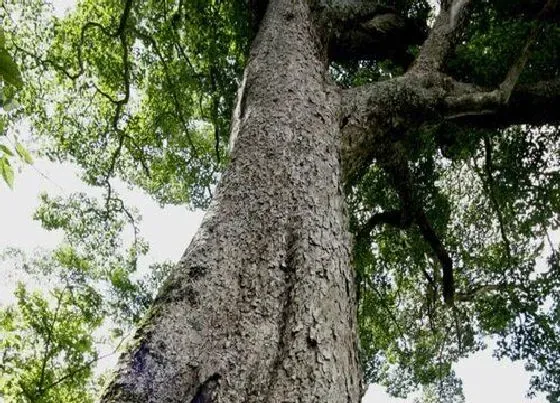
left=0, top=25, right=33, bottom=189
left=0, top=0, right=559, bottom=402
left=0, top=190, right=172, bottom=401
left=342, top=2, right=560, bottom=401
left=1, top=0, right=248, bottom=206
left=448, top=1, right=560, bottom=85
left=0, top=281, right=100, bottom=402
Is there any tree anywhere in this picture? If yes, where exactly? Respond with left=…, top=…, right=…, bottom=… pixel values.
left=0, top=192, right=170, bottom=402
left=1, top=0, right=560, bottom=401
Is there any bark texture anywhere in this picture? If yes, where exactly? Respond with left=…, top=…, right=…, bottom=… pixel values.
left=101, top=0, right=362, bottom=401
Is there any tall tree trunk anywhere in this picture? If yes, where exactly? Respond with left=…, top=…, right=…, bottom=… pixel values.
left=101, top=0, right=362, bottom=401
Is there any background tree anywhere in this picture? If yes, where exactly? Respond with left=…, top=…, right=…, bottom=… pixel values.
left=0, top=191, right=171, bottom=401
left=0, top=0, right=559, bottom=402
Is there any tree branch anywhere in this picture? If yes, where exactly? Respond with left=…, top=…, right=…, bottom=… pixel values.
left=354, top=139, right=456, bottom=305
left=409, top=0, right=474, bottom=75
left=415, top=210, right=454, bottom=305
left=340, top=0, right=559, bottom=178
left=357, top=209, right=413, bottom=239
left=383, top=154, right=455, bottom=305
left=443, top=0, right=558, bottom=123
left=444, top=78, right=560, bottom=127
left=340, top=77, right=440, bottom=184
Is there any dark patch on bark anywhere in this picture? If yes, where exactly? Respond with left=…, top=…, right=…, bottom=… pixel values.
left=186, top=286, right=200, bottom=306
left=238, top=89, right=248, bottom=121
left=189, top=372, right=221, bottom=403
left=265, top=230, right=298, bottom=399
left=189, top=265, right=209, bottom=279
left=156, top=340, right=166, bottom=352
left=132, top=342, right=149, bottom=373
left=306, top=332, right=318, bottom=348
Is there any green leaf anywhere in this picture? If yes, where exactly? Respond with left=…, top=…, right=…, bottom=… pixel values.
left=0, top=50, right=23, bottom=89
left=0, top=144, right=13, bottom=156
left=0, top=157, right=14, bottom=188
left=15, top=143, right=33, bottom=164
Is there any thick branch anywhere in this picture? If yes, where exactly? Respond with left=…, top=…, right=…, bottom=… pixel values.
left=409, top=0, right=474, bottom=74
left=353, top=138, right=456, bottom=305
left=382, top=154, right=455, bottom=305
left=340, top=78, right=440, bottom=185
left=415, top=210, right=454, bottom=305
left=341, top=0, right=559, bottom=171
left=444, top=78, right=560, bottom=127
left=358, top=209, right=412, bottom=239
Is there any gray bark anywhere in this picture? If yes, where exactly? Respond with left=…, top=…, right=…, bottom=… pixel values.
left=101, top=0, right=361, bottom=401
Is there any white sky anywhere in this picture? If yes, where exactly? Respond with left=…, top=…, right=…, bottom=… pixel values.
left=0, top=0, right=549, bottom=401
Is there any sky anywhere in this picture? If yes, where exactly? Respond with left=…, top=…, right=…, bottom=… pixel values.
left=0, top=0, right=549, bottom=402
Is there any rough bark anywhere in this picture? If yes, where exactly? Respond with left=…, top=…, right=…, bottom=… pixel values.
left=409, top=0, right=474, bottom=75
left=101, top=0, right=361, bottom=401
